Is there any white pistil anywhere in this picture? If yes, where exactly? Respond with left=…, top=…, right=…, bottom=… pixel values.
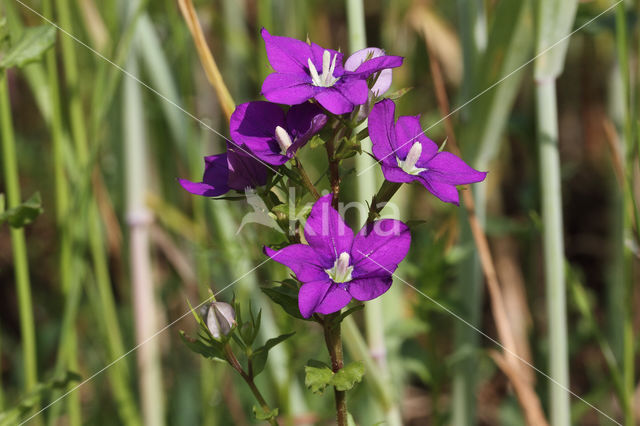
left=325, top=252, right=354, bottom=284
left=397, top=142, right=428, bottom=175
left=274, top=126, right=293, bottom=155
left=308, top=50, right=340, bottom=87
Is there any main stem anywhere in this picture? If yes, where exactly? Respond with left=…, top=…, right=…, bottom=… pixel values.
left=323, top=313, right=348, bottom=426
left=0, top=72, right=38, bottom=394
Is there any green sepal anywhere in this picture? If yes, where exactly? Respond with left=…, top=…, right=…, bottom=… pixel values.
left=384, top=86, right=413, bottom=101
left=0, top=192, right=43, bottom=228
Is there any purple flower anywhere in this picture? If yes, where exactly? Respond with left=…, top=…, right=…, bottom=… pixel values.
left=179, top=144, right=269, bottom=197
left=264, top=194, right=411, bottom=318
left=230, top=101, right=327, bottom=165
left=260, top=28, right=403, bottom=115
left=369, top=99, right=487, bottom=205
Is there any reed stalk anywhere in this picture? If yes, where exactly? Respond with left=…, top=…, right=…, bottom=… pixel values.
left=534, top=3, right=578, bottom=424
left=124, top=39, right=165, bottom=426
left=345, top=1, right=401, bottom=424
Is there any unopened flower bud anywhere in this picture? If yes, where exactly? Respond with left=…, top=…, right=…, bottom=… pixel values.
left=206, top=302, right=236, bottom=339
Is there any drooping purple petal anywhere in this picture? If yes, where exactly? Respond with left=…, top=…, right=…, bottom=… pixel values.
left=313, top=79, right=369, bottom=115
left=226, top=146, right=269, bottom=191
left=344, top=48, right=393, bottom=96
left=264, top=245, right=328, bottom=282
left=261, top=28, right=313, bottom=73
left=395, top=115, right=438, bottom=162
left=380, top=163, right=416, bottom=184
left=303, top=194, right=354, bottom=264
left=348, top=276, right=393, bottom=301
left=298, top=279, right=352, bottom=318
left=286, top=102, right=327, bottom=154
left=351, top=219, right=411, bottom=277
left=179, top=154, right=230, bottom=197
left=417, top=176, right=462, bottom=205
left=423, top=152, right=488, bottom=185
left=261, top=73, right=318, bottom=106
left=369, top=99, right=398, bottom=164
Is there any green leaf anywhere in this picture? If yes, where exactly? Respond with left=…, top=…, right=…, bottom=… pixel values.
left=0, top=25, right=56, bottom=70
left=535, top=0, right=579, bottom=79
left=304, top=360, right=333, bottom=394
left=250, top=332, right=295, bottom=377
left=0, top=192, right=43, bottom=228
left=331, top=361, right=364, bottom=392
left=253, top=406, right=278, bottom=421
left=261, top=285, right=306, bottom=320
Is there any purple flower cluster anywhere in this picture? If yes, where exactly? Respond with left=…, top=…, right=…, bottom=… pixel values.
left=180, top=29, right=487, bottom=317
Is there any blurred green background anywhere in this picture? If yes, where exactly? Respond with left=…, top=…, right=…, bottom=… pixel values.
left=0, top=0, right=638, bottom=424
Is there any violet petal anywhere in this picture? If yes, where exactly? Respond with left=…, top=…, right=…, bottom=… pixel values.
left=264, top=245, right=327, bottom=282
left=261, top=28, right=313, bottom=73
left=348, top=276, right=393, bottom=301
left=424, top=152, right=488, bottom=185
left=178, top=154, right=230, bottom=197
left=351, top=219, right=411, bottom=277
left=303, top=194, right=354, bottom=265
left=298, top=279, right=352, bottom=318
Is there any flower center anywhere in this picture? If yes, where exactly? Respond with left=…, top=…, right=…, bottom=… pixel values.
left=308, top=50, right=340, bottom=87
left=396, top=142, right=428, bottom=175
left=274, top=126, right=293, bottom=155
left=325, top=252, right=354, bottom=284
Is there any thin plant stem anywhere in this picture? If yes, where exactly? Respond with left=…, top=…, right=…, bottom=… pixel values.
left=0, top=70, right=38, bottom=395
left=43, top=0, right=81, bottom=423
left=614, top=3, right=636, bottom=424
left=294, top=158, right=320, bottom=200
left=223, top=345, right=277, bottom=426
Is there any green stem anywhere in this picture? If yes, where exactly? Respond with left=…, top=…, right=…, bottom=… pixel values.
left=0, top=71, right=38, bottom=394
left=43, top=0, right=81, bottom=423
left=294, top=158, right=320, bottom=200
left=615, top=5, right=636, bottom=425
left=323, top=314, right=348, bottom=426
left=536, top=79, right=570, bottom=426
left=224, top=345, right=278, bottom=426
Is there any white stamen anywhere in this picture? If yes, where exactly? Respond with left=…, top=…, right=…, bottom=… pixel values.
left=325, top=252, right=354, bottom=283
left=322, top=50, right=331, bottom=79
left=274, top=126, right=293, bottom=155
left=397, top=142, right=428, bottom=175
left=307, top=58, right=321, bottom=85
left=309, top=50, right=340, bottom=87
